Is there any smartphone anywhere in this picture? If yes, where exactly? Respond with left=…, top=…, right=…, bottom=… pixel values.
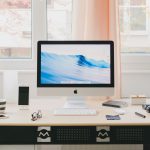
left=18, top=87, right=29, bottom=105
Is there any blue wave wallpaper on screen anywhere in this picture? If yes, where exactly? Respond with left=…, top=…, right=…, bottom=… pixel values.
left=41, top=51, right=110, bottom=84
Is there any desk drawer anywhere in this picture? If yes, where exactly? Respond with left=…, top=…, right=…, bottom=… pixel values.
left=111, top=126, right=145, bottom=144
left=51, top=126, right=95, bottom=144
left=0, top=126, right=36, bottom=144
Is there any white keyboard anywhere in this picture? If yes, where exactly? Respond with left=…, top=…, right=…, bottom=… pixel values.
left=54, top=108, right=97, bottom=116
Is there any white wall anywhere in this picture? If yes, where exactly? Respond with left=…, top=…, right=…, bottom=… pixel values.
left=18, top=71, right=38, bottom=98
left=0, top=70, right=150, bottom=100
left=122, top=71, right=150, bottom=97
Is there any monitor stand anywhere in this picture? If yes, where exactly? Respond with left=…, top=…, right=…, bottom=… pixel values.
left=64, top=96, right=88, bottom=109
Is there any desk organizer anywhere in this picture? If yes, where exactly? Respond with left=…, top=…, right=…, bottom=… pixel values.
left=0, top=99, right=6, bottom=114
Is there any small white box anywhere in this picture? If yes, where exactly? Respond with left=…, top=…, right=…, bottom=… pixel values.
left=131, top=95, right=146, bottom=105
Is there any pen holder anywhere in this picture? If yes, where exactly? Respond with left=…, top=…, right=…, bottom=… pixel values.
left=131, top=95, right=146, bottom=105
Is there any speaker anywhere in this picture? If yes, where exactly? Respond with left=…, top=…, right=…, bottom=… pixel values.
left=18, top=87, right=29, bottom=106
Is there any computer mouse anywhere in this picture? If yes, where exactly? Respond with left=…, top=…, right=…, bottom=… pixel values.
left=114, top=109, right=126, bottom=115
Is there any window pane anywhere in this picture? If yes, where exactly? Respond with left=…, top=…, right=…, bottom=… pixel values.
left=47, top=0, right=73, bottom=40
left=0, top=0, right=31, bottom=59
left=119, top=0, right=129, bottom=6
left=130, top=8, right=146, bottom=31
left=119, top=0, right=150, bottom=53
left=130, top=0, right=146, bottom=6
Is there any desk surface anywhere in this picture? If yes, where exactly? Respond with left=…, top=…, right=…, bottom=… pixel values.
left=1, top=97, right=150, bottom=126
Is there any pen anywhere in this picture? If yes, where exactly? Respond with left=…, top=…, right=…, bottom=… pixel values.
left=135, top=112, right=146, bottom=118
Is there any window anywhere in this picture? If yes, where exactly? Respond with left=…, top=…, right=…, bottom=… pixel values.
left=47, top=0, right=73, bottom=40
left=0, top=0, right=73, bottom=59
left=0, top=0, right=31, bottom=59
left=119, top=0, right=150, bottom=53
left=119, top=0, right=148, bottom=34
left=0, top=0, right=73, bottom=69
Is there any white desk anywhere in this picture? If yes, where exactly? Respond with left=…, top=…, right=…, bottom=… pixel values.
left=2, top=98, right=150, bottom=126
left=0, top=98, right=150, bottom=150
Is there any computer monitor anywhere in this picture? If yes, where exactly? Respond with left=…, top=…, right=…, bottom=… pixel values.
left=37, top=41, right=114, bottom=108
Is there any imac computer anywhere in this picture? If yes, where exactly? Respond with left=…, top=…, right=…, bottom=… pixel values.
left=37, top=41, right=114, bottom=111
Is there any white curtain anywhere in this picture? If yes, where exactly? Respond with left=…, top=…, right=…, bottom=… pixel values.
left=72, top=0, right=121, bottom=98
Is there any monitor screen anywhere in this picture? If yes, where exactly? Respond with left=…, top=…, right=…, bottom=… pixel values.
left=37, top=41, right=114, bottom=87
